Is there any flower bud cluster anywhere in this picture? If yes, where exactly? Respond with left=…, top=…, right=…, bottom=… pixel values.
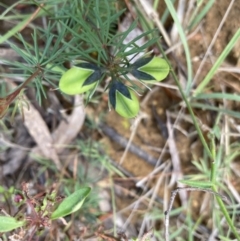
left=59, top=57, right=169, bottom=118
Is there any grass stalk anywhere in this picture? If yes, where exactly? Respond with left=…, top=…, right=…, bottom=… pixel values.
left=194, top=28, right=240, bottom=96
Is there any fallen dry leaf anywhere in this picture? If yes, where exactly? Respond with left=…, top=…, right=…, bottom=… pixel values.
left=52, top=94, right=86, bottom=153
left=5, top=77, right=86, bottom=171
left=29, top=94, right=86, bottom=170
left=5, top=80, right=62, bottom=169
left=22, top=98, right=62, bottom=169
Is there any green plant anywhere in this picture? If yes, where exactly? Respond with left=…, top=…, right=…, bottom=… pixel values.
left=59, top=56, right=169, bottom=118
left=0, top=0, right=169, bottom=120
left=2, top=0, right=240, bottom=240
left=0, top=184, right=91, bottom=240
left=131, top=1, right=240, bottom=240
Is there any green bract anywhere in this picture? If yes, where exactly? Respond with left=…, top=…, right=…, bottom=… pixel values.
left=58, top=57, right=169, bottom=118
left=130, top=56, right=169, bottom=82
left=109, top=81, right=139, bottom=118
left=59, top=63, right=103, bottom=95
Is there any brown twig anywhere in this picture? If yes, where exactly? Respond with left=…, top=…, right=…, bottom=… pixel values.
left=6, top=68, right=41, bottom=103
left=0, top=68, right=42, bottom=119
left=99, top=123, right=161, bottom=166
left=123, top=0, right=137, bottom=20
left=19, top=3, right=44, bottom=32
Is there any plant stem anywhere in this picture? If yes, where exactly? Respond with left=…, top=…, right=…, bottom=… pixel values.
left=212, top=184, right=240, bottom=241
left=170, top=69, right=213, bottom=160
left=0, top=68, right=42, bottom=119
left=194, top=29, right=240, bottom=96
left=6, top=68, right=42, bottom=104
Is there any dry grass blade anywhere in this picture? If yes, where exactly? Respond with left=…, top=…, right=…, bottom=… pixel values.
left=166, top=111, right=187, bottom=206
left=135, top=0, right=172, bottom=46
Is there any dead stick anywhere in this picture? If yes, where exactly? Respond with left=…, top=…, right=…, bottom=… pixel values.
left=99, top=123, right=161, bottom=166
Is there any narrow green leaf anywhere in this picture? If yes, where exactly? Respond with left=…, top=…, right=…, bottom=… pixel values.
left=131, top=69, right=155, bottom=81
left=0, top=216, right=25, bottom=232
left=191, top=102, right=240, bottom=119
left=178, top=180, right=213, bottom=188
left=131, top=57, right=153, bottom=68
left=0, top=7, right=48, bottom=44
left=194, top=92, right=240, bottom=102
left=51, top=187, right=91, bottom=220
left=194, top=28, right=240, bottom=95
left=164, top=0, right=193, bottom=95
left=218, top=235, right=234, bottom=241
left=188, top=0, right=215, bottom=30
left=122, top=37, right=158, bottom=56
left=0, top=186, right=5, bottom=192
left=77, top=62, right=101, bottom=71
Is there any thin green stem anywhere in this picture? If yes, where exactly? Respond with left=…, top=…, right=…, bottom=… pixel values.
left=156, top=39, right=213, bottom=159
left=164, top=0, right=193, bottom=95
left=194, top=29, right=240, bottom=96
left=210, top=161, right=216, bottom=184
left=209, top=138, right=240, bottom=240
left=110, top=174, right=117, bottom=236
left=210, top=137, right=216, bottom=182
left=170, top=69, right=213, bottom=160
left=212, top=185, right=240, bottom=241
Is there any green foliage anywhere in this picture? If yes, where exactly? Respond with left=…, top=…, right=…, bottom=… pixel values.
left=108, top=81, right=139, bottom=118
left=54, top=0, right=169, bottom=118
left=0, top=0, right=170, bottom=119
left=0, top=185, right=91, bottom=238
left=59, top=65, right=103, bottom=95
left=130, top=56, right=170, bottom=82
left=4, top=0, right=240, bottom=240
left=0, top=216, right=25, bottom=232
left=51, top=187, right=91, bottom=220
left=58, top=56, right=169, bottom=118
left=59, top=55, right=169, bottom=118
left=178, top=179, right=213, bottom=188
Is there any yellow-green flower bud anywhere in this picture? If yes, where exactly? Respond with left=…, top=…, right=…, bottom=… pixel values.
left=59, top=62, right=103, bottom=95
left=109, top=81, right=139, bottom=118
left=131, top=56, right=169, bottom=82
